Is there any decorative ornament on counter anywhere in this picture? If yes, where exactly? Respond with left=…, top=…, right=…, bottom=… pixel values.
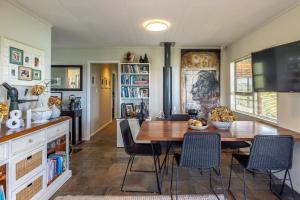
left=48, top=96, right=62, bottom=118
left=124, top=51, right=135, bottom=63
left=31, top=81, right=52, bottom=123
left=0, top=102, right=9, bottom=129
left=6, top=110, right=23, bottom=129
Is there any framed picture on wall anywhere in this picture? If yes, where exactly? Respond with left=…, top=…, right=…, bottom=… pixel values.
left=9, top=66, right=18, bottom=79
left=18, top=66, right=32, bottom=81
left=10, top=47, right=23, bottom=65
left=33, top=69, right=42, bottom=80
left=24, top=52, right=32, bottom=66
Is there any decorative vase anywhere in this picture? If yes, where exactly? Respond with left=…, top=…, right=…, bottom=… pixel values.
left=139, top=56, right=144, bottom=63
left=31, top=107, right=52, bottom=123
left=50, top=105, right=61, bottom=119
left=143, top=54, right=149, bottom=63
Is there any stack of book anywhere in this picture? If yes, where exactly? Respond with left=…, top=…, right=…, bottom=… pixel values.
left=121, top=87, right=149, bottom=98
left=47, top=152, right=67, bottom=184
left=121, top=75, right=149, bottom=85
left=121, top=64, right=149, bottom=74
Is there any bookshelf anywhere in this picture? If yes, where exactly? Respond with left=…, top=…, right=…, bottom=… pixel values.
left=119, top=63, right=151, bottom=119
left=0, top=164, right=6, bottom=200
left=47, top=135, right=68, bottom=186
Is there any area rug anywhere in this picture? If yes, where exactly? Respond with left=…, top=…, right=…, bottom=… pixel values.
left=54, top=195, right=224, bottom=200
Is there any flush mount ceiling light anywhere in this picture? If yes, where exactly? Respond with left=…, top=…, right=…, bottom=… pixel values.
left=143, top=19, right=170, bottom=31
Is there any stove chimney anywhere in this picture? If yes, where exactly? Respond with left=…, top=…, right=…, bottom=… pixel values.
left=160, top=42, right=175, bottom=119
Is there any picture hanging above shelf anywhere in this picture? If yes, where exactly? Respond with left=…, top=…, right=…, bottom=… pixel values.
left=0, top=37, right=45, bottom=86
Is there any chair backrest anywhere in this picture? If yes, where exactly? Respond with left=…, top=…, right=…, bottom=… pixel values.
left=170, top=114, right=190, bottom=121
left=120, top=120, right=135, bottom=154
left=247, top=135, right=294, bottom=170
left=180, top=132, right=221, bottom=169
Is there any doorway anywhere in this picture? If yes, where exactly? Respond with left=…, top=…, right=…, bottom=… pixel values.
left=87, top=61, right=119, bottom=139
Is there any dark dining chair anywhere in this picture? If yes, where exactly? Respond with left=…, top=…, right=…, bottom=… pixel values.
left=228, top=135, right=295, bottom=200
left=160, top=114, right=190, bottom=174
left=170, top=132, right=226, bottom=200
left=170, top=114, right=190, bottom=121
left=120, top=120, right=162, bottom=193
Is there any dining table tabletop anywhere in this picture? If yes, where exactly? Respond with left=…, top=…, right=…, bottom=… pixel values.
left=136, top=120, right=300, bottom=142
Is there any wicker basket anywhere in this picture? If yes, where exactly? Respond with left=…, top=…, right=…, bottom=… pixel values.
left=16, top=176, right=42, bottom=200
left=16, top=151, right=42, bottom=180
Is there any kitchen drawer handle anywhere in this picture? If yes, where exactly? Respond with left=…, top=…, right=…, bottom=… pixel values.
left=28, top=139, right=33, bottom=143
left=27, top=183, right=32, bottom=188
left=27, top=155, right=32, bottom=160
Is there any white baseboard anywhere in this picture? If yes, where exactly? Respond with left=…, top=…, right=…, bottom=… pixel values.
left=91, top=120, right=112, bottom=137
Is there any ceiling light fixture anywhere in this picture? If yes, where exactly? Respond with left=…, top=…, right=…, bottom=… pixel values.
left=143, top=19, right=170, bottom=32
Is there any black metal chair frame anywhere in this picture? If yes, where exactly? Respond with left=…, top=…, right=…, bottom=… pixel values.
left=120, top=120, right=162, bottom=194
left=228, top=136, right=296, bottom=200
left=170, top=132, right=227, bottom=200
left=121, top=154, right=161, bottom=193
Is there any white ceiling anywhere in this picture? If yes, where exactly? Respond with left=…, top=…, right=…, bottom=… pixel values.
left=12, top=0, right=300, bottom=48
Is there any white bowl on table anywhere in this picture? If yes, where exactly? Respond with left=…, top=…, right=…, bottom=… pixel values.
left=32, top=107, right=52, bottom=124
left=211, top=121, right=232, bottom=130
left=188, top=124, right=209, bottom=130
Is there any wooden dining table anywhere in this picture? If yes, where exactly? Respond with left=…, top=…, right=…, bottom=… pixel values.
left=136, top=120, right=300, bottom=142
left=136, top=120, right=300, bottom=194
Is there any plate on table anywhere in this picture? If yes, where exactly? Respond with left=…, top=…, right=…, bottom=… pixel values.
left=188, top=125, right=209, bottom=130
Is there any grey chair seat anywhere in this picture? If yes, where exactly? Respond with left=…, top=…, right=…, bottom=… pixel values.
left=221, top=141, right=250, bottom=149
left=126, top=143, right=161, bottom=156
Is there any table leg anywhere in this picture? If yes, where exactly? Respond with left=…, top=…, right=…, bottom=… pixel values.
left=78, top=115, right=82, bottom=142
left=151, top=143, right=161, bottom=194
left=72, top=116, right=76, bottom=145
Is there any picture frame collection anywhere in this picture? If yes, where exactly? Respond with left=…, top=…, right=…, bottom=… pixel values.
left=9, top=46, right=42, bottom=81
left=100, top=76, right=111, bottom=89
left=2, top=37, right=44, bottom=84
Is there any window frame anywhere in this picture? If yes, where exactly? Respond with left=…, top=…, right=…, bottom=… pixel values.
left=230, top=56, right=278, bottom=123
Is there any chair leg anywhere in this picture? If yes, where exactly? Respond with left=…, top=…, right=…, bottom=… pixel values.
left=170, top=156, right=175, bottom=200
left=209, top=169, right=221, bottom=200
left=218, top=168, right=227, bottom=200
left=287, top=170, right=296, bottom=200
left=129, top=156, right=135, bottom=172
left=279, top=170, right=288, bottom=196
left=151, top=143, right=161, bottom=194
left=176, top=165, right=179, bottom=200
left=268, top=170, right=273, bottom=192
left=243, top=169, right=247, bottom=200
left=228, top=154, right=234, bottom=190
left=121, top=156, right=133, bottom=192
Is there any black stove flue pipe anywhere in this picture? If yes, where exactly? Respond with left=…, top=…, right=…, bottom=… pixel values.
left=161, top=42, right=175, bottom=119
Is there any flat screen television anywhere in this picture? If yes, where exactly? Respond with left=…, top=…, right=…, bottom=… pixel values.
left=252, top=40, right=300, bottom=92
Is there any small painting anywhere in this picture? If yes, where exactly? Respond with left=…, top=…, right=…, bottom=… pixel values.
left=91, top=74, right=96, bottom=87
left=10, top=47, right=23, bottom=65
left=125, top=103, right=134, bottom=117
left=18, top=66, right=32, bottom=81
left=9, top=66, right=18, bottom=79
left=135, top=105, right=141, bottom=114
left=139, top=88, right=149, bottom=98
left=33, top=55, right=41, bottom=67
left=32, top=69, right=42, bottom=80
left=24, top=53, right=32, bottom=66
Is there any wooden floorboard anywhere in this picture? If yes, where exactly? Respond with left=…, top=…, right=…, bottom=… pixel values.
left=52, top=120, right=299, bottom=200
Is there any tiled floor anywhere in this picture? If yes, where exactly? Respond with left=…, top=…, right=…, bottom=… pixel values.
left=52, top=120, right=299, bottom=200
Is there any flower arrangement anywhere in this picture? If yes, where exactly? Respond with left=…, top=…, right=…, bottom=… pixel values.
left=0, top=102, right=9, bottom=124
left=31, top=85, right=45, bottom=96
left=210, top=106, right=237, bottom=122
left=48, top=96, right=62, bottom=107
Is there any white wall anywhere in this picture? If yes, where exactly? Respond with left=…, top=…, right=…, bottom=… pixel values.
left=0, top=0, right=52, bottom=109
left=52, top=47, right=226, bottom=140
left=225, top=5, right=300, bottom=192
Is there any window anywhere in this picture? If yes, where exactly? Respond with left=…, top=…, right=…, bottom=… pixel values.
left=230, top=57, right=277, bottom=122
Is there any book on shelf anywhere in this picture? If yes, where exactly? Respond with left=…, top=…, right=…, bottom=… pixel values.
left=121, top=74, right=148, bottom=85
left=0, top=185, right=5, bottom=200
left=121, top=64, right=149, bottom=74
left=121, top=87, right=149, bottom=98
left=47, top=152, right=67, bottom=184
